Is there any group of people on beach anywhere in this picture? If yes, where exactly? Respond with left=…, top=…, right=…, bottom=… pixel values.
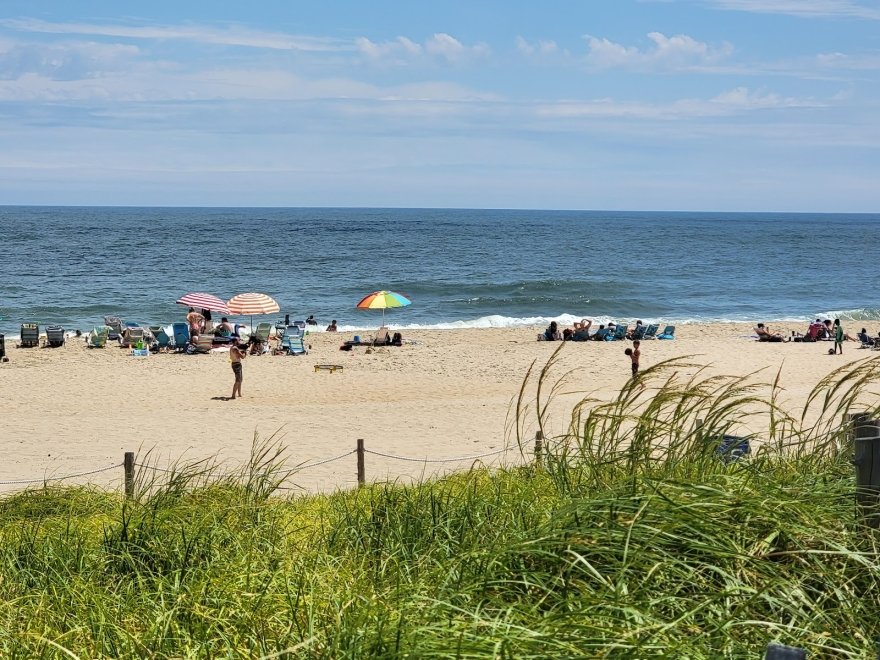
left=756, top=318, right=880, bottom=355
left=542, top=318, right=646, bottom=342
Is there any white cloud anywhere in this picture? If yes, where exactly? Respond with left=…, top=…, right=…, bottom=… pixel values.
left=536, top=87, right=822, bottom=120
left=704, top=0, right=880, bottom=19
left=425, top=33, right=490, bottom=62
left=815, top=51, right=880, bottom=70
left=515, top=36, right=559, bottom=56
left=0, top=18, right=350, bottom=51
left=583, top=32, right=733, bottom=71
left=0, top=41, right=140, bottom=80
left=356, top=33, right=489, bottom=64
left=0, top=66, right=498, bottom=104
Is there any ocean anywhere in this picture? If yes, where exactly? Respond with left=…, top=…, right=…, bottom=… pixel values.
left=1, top=206, right=878, bottom=337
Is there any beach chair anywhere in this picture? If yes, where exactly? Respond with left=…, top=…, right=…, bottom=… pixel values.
left=605, top=324, right=628, bottom=341
left=253, top=323, right=272, bottom=343
left=630, top=324, right=647, bottom=341
left=280, top=326, right=307, bottom=355
left=44, top=325, right=65, bottom=348
left=149, top=326, right=172, bottom=351
left=171, top=323, right=190, bottom=351
left=642, top=324, right=659, bottom=340
left=103, top=316, right=124, bottom=340
left=119, top=327, right=145, bottom=348
left=373, top=327, right=391, bottom=346
left=592, top=327, right=610, bottom=341
left=87, top=326, right=110, bottom=348
left=657, top=325, right=676, bottom=340
left=17, top=323, right=39, bottom=348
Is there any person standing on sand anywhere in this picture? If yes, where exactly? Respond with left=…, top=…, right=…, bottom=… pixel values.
left=186, top=308, right=204, bottom=336
left=626, top=340, right=641, bottom=378
left=833, top=318, right=844, bottom=355
left=230, top=342, right=246, bottom=399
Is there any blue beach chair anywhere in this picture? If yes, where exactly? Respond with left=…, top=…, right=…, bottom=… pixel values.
left=630, top=324, right=647, bottom=341
left=149, top=326, right=172, bottom=351
left=172, top=323, right=190, bottom=351
left=657, top=325, right=676, bottom=340
left=280, top=326, right=307, bottom=355
left=642, top=324, right=659, bottom=340
left=605, top=324, right=628, bottom=341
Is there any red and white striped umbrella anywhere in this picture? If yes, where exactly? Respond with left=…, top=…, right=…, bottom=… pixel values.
left=176, top=292, right=230, bottom=314
left=227, top=292, right=280, bottom=316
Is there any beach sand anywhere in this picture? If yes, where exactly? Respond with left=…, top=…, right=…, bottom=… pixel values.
left=0, top=322, right=875, bottom=493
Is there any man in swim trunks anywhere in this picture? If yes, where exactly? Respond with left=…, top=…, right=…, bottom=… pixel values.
left=230, top=341, right=246, bottom=399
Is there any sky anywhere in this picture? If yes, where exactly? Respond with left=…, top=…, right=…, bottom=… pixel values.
left=0, top=1, right=878, bottom=211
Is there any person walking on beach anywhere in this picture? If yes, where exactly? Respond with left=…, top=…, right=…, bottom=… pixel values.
left=230, top=341, right=246, bottom=399
left=833, top=318, right=844, bottom=355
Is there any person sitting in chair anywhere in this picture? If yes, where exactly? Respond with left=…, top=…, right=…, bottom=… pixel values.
left=755, top=323, right=784, bottom=342
left=214, top=317, right=235, bottom=337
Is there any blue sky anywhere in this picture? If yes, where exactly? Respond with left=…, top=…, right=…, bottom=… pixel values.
left=0, top=1, right=878, bottom=211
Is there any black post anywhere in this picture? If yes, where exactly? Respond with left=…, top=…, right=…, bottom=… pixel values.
left=854, top=417, right=880, bottom=528
left=845, top=412, right=870, bottom=453
left=765, top=643, right=806, bottom=660
left=356, top=439, right=365, bottom=487
left=124, top=452, right=135, bottom=499
left=534, top=430, right=543, bottom=468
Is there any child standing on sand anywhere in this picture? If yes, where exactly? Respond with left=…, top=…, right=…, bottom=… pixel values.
left=625, top=340, right=641, bottom=378
left=833, top=318, right=844, bottom=355
left=230, top=342, right=246, bottom=399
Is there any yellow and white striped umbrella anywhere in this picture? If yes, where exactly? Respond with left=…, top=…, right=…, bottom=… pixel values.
left=227, top=293, right=280, bottom=332
left=227, top=292, right=280, bottom=316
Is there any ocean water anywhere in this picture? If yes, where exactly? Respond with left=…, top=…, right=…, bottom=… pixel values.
left=1, top=206, right=878, bottom=337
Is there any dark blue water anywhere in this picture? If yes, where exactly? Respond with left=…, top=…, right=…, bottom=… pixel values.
left=1, top=207, right=878, bottom=336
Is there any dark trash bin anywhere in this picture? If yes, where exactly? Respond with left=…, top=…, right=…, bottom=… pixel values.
left=0, top=333, right=7, bottom=362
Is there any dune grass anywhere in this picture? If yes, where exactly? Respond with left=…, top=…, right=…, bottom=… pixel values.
left=1, top=353, right=879, bottom=658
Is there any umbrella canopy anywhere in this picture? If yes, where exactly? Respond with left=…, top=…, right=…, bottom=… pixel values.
left=356, top=290, right=411, bottom=326
left=176, top=292, right=230, bottom=314
left=227, top=292, right=280, bottom=316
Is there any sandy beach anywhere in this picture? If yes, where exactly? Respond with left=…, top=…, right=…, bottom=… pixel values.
left=0, top=322, right=876, bottom=493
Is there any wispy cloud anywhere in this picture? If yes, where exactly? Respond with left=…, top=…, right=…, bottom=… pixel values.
left=355, top=33, right=489, bottom=63
left=515, top=36, right=559, bottom=56
left=0, top=18, right=350, bottom=51
left=536, top=86, right=823, bottom=119
left=703, top=0, right=880, bottom=20
left=0, top=40, right=140, bottom=80
left=583, top=32, right=733, bottom=71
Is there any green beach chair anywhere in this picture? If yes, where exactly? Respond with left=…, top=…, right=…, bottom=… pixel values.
left=87, top=326, right=110, bottom=348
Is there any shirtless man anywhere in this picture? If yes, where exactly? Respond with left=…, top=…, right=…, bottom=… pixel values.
left=229, top=342, right=246, bottom=399
left=214, top=317, right=235, bottom=336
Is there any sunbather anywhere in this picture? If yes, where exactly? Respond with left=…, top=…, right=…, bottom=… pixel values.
left=543, top=321, right=561, bottom=341
left=755, top=323, right=784, bottom=342
left=571, top=319, right=592, bottom=341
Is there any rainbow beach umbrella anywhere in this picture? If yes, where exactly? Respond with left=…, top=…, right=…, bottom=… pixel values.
left=356, top=290, right=411, bottom=326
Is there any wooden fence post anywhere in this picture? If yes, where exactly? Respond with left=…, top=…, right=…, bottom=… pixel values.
left=534, top=431, right=543, bottom=468
left=844, top=411, right=870, bottom=454
left=356, top=439, right=365, bottom=487
left=124, top=451, right=135, bottom=499
left=764, top=642, right=806, bottom=659
left=853, top=417, right=880, bottom=528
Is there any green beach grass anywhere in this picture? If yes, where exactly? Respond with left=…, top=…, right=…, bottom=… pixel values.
left=1, top=353, right=879, bottom=658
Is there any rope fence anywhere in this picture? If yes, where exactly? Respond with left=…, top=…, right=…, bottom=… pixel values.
left=1, top=415, right=878, bottom=523
left=0, top=438, right=525, bottom=496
